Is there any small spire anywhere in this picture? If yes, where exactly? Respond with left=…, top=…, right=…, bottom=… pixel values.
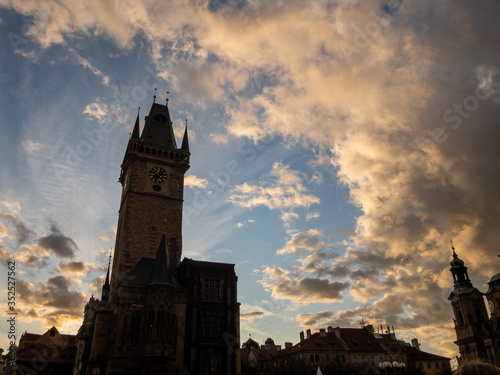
left=153, top=88, right=157, bottom=103
left=101, top=254, right=111, bottom=303
left=131, top=108, right=140, bottom=139
left=163, top=218, right=167, bottom=235
left=451, top=239, right=457, bottom=257
left=166, top=91, right=169, bottom=106
left=181, top=119, right=190, bottom=152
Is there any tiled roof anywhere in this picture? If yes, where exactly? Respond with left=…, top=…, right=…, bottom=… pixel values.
left=405, top=346, right=450, bottom=361
left=338, top=328, right=385, bottom=352
left=279, top=332, right=348, bottom=355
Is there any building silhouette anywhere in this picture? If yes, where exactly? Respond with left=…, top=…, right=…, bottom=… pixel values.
left=240, top=326, right=450, bottom=375
left=73, top=101, right=240, bottom=375
left=4, top=327, right=76, bottom=375
left=448, top=243, right=500, bottom=364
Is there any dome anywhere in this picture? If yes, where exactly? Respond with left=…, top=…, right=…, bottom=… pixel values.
left=264, top=338, right=275, bottom=346
left=489, top=272, right=500, bottom=283
left=450, top=254, right=464, bottom=268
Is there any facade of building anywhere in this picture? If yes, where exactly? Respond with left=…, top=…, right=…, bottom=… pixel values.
left=448, top=244, right=500, bottom=365
left=6, top=327, right=76, bottom=375
left=240, top=326, right=450, bottom=375
left=405, top=345, right=451, bottom=375
left=73, top=101, right=240, bottom=375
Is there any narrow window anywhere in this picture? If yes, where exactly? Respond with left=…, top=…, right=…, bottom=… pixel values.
left=203, top=279, right=221, bottom=302
left=130, top=314, right=141, bottom=349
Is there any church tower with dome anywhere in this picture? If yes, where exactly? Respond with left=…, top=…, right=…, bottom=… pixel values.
left=448, top=243, right=500, bottom=365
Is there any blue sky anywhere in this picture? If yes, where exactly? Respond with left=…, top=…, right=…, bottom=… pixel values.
left=1, top=0, right=500, bottom=359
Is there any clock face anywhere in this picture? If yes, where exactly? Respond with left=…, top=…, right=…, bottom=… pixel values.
left=489, top=300, right=495, bottom=313
left=149, top=167, right=167, bottom=184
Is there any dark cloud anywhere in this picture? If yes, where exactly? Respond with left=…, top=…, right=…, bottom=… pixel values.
left=16, top=276, right=86, bottom=318
left=21, top=253, right=48, bottom=268
left=297, top=278, right=350, bottom=300
left=0, top=213, right=36, bottom=244
left=38, top=222, right=78, bottom=258
left=0, top=246, right=10, bottom=267
left=297, top=311, right=334, bottom=326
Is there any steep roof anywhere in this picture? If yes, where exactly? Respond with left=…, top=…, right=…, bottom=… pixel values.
left=181, top=123, right=189, bottom=152
left=280, top=331, right=349, bottom=355
left=19, top=327, right=76, bottom=347
left=338, top=328, right=386, bottom=352
left=140, top=102, right=177, bottom=148
left=148, top=234, right=174, bottom=286
left=405, top=345, right=450, bottom=361
left=131, top=112, right=140, bottom=139
left=121, top=237, right=182, bottom=289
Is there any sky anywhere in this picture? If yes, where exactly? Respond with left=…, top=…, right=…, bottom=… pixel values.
left=0, top=0, right=500, bottom=360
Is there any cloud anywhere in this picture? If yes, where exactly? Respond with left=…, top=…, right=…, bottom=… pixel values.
left=4, top=0, right=500, bottom=357
left=296, top=311, right=334, bottom=327
left=16, top=276, right=87, bottom=326
left=69, top=49, right=111, bottom=86
left=83, top=101, right=110, bottom=120
left=184, top=174, right=209, bottom=189
left=276, top=229, right=332, bottom=255
left=306, top=212, right=320, bottom=221
left=22, top=140, right=44, bottom=152
left=58, top=261, right=92, bottom=276
left=38, top=221, right=78, bottom=258
left=258, top=230, right=348, bottom=304
left=259, top=266, right=349, bottom=304
left=241, top=311, right=265, bottom=320
left=99, top=226, right=116, bottom=242
left=0, top=212, right=36, bottom=244
left=228, top=163, right=320, bottom=225
left=0, top=206, right=50, bottom=268
left=14, top=245, right=49, bottom=268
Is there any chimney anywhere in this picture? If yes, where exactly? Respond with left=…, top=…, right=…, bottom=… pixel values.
left=285, top=342, right=293, bottom=349
left=320, top=328, right=326, bottom=337
left=327, top=326, right=334, bottom=333
left=300, top=331, right=305, bottom=342
left=306, top=329, right=312, bottom=339
left=365, top=324, right=375, bottom=334
left=334, top=327, right=341, bottom=339
left=411, top=338, right=419, bottom=350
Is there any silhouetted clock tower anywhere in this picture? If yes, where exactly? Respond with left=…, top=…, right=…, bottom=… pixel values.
left=111, top=101, right=190, bottom=289
left=73, top=100, right=240, bottom=375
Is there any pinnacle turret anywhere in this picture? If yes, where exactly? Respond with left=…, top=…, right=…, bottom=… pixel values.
left=101, top=254, right=111, bottom=303
left=181, top=120, right=189, bottom=152
left=131, top=108, right=140, bottom=139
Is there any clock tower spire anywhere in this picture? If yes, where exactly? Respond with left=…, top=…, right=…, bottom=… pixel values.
left=111, top=100, right=190, bottom=290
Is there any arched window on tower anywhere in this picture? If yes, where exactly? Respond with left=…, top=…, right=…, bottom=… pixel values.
left=154, top=114, right=167, bottom=123
left=130, top=313, right=141, bottom=349
left=169, top=314, right=177, bottom=354
left=147, top=306, right=155, bottom=340
left=157, top=306, right=165, bottom=337
left=458, top=310, right=465, bottom=326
